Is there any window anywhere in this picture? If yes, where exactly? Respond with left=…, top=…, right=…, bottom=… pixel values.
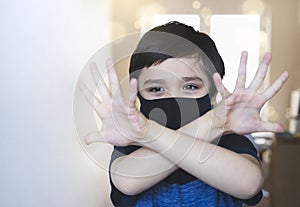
left=210, top=15, right=260, bottom=92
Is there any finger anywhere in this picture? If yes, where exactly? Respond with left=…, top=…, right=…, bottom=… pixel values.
left=263, top=71, right=289, bottom=100
left=90, top=62, right=111, bottom=99
left=84, top=131, right=106, bottom=144
left=78, top=81, right=102, bottom=108
left=257, top=121, right=285, bottom=133
left=213, top=73, right=230, bottom=99
left=128, top=78, right=138, bottom=109
left=248, top=53, right=272, bottom=90
left=106, top=58, right=122, bottom=95
left=235, top=51, right=248, bottom=90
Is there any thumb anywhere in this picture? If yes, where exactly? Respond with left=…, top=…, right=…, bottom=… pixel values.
left=213, top=73, right=231, bottom=99
left=258, top=121, right=285, bottom=133
left=84, top=131, right=105, bottom=144
left=128, top=78, right=138, bottom=109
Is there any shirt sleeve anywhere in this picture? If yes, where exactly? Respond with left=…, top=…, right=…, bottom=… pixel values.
left=217, top=134, right=263, bottom=206
left=109, top=145, right=141, bottom=207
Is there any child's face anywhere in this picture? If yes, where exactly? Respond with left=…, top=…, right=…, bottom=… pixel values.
left=138, top=57, right=210, bottom=100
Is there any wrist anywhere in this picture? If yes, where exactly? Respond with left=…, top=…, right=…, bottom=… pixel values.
left=140, top=120, right=187, bottom=165
left=128, top=113, right=153, bottom=145
left=141, top=120, right=167, bottom=144
left=211, top=102, right=232, bottom=135
left=206, top=110, right=227, bottom=139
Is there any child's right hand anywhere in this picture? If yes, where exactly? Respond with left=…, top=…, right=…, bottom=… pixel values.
left=212, top=51, right=288, bottom=135
left=78, top=59, right=150, bottom=146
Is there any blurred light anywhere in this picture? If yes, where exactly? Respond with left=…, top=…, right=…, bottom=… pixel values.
left=134, top=20, right=140, bottom=29
left=242, top=0, right=265, bottom=15
left=192, top=1, right=201, bottom=10
left=204, top=16, right=211, bottom=26
left=260, top=31, right=267, bottom=42
left=137, top=3, right=166, bottom=33
left=200, top=7, right=212, bottom=18
left=259, top=31, right=267, bottom=49
left=136, top=3, right=166, bottom=20
left=140, top=16, right=148, bottom=33
left=111, top=21, right=126, bottom=39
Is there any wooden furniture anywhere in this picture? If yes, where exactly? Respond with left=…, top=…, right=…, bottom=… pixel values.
left=270, top=134, right=300, bottom=207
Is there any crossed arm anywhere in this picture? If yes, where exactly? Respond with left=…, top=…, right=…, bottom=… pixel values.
left=110, top=109, right=224, bottom=196
left=79, top=51, right=288, bottom=199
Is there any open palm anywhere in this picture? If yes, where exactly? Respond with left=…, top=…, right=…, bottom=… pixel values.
left=213, top=51, right=288, bottom=134
left=78, top=59, right=149, bottom=146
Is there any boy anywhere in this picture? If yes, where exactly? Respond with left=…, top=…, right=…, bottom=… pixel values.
left=79, top=22, right=288, bottom=206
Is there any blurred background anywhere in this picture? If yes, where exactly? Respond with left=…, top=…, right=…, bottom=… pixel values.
left=0, top=0, right=299, bottom=206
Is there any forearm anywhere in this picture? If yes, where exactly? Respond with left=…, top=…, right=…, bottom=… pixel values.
left=110, top=147, right=178, bottom=195
left=142, top=120, right=263, bottom=199
left=179, top=110, right=224, bottom=142
left=110, top=110, right=225, bottom=195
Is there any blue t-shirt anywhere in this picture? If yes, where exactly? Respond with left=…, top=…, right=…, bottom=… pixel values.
left=109, top=134, right=263, bottom=207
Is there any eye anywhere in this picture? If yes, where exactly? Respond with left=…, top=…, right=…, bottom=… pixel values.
left=183, top=84, right=199, bottom=90
left=148, top=87, right=165, bottom=93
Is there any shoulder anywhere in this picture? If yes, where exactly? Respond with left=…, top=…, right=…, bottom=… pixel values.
left=217, top=134, right=259, bottom=160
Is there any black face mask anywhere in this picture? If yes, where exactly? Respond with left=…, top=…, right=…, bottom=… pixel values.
left=137, top=93, right=212, bottom=130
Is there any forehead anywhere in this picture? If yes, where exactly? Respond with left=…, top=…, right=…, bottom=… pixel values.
left=138, top=57, right=208, bottom=81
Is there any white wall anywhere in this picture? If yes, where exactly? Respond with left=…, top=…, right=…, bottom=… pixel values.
left=0, top=0, right=112, bottom=206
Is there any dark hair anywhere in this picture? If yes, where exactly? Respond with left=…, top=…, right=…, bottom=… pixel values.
left=129, top=21, right=225, bottom=94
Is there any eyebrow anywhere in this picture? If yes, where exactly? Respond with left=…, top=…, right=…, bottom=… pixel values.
left=182, top=76, right=203, bottom=82
left=143, top=76, right=203, bottom=86
left=143, top=79, right=166, bottom=86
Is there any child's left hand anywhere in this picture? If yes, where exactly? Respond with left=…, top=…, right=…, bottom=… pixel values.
left=212, top=51, right=289, bottom=135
